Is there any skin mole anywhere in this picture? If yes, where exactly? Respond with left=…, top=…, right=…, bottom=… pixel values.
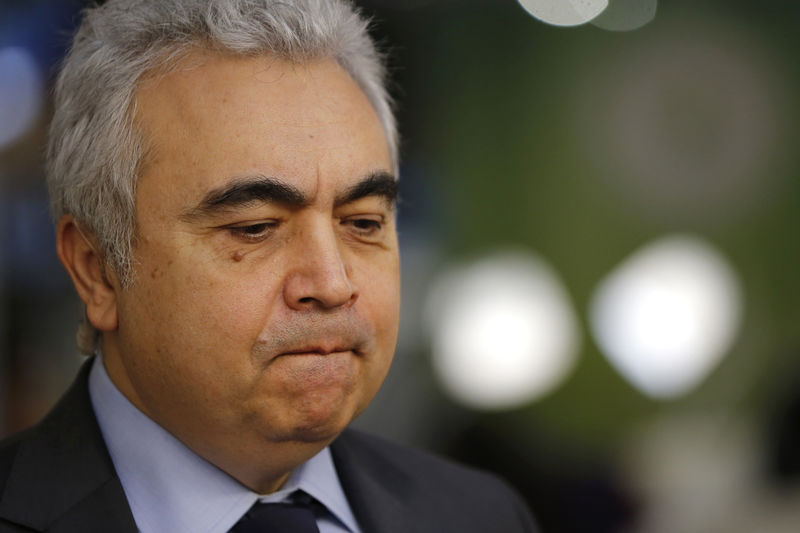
left=232, top=250, right=245, bottom=262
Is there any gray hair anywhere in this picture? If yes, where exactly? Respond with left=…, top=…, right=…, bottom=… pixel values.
left=46, top=0, right=398, bottom=354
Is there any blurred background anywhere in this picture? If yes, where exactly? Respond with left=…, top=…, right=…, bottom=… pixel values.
left=2, top=0, right=800, bottom=531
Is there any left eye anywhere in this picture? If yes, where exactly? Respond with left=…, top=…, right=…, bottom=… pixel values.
left=344, top=218, right=383, bottom=235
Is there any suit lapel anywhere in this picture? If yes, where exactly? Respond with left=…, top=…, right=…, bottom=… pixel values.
left=330, top=430, right=416, bottom=533
left=0, top=359, right=137, bottom=532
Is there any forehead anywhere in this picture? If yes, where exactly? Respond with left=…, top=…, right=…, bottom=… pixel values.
left=133, top=50, right=392, bottom=205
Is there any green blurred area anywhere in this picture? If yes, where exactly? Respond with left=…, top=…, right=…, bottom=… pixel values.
left=363, top=0, right=800, bottom=452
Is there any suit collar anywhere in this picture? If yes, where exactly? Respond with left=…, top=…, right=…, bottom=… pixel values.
left=0, top=358, right=137, bottom=532
left=330, top=429, right=415, bottom=533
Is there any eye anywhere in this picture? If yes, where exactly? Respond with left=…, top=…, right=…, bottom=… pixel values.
left=226, top=221, right=279, bottom=242
left=342, top=216, right=384, bottom=237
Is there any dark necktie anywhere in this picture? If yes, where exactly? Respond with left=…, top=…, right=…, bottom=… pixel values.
left=229, top=492, right=321, bottom=533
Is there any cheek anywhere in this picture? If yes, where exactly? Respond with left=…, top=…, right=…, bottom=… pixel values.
left=356, top=256, right=401, bottom=343
left=129, top=248, right=284, bottom=359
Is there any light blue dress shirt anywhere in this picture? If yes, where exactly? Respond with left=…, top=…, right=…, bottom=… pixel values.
left=88, top=356, right=360, bottom=533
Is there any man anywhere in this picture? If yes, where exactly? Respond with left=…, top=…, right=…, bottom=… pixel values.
left=0, top=1, right=537, bottom=531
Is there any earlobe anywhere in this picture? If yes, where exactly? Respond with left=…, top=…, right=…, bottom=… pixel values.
left=56, top=216, right=119, bottom=332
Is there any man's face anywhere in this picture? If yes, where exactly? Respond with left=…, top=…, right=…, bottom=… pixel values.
left=103, top=51, right=400, bottom=488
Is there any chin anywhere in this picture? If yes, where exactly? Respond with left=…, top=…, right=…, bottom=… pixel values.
left=265, top=395, right=360, bottom=445
left=266, top=415, right=350, bottom=445
left=281, top=425, right=345, bottom=444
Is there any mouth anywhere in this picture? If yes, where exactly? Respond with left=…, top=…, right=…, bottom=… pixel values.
left=279, top=345, right=358, bottom=357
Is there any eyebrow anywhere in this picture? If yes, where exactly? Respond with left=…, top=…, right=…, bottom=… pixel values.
left=181, top=171, right=398, bottom=220
left=335, top=171, right=398, bottom=208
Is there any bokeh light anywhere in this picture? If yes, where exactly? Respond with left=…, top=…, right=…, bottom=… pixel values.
left=517, top=0, right=608, bottom=28
left=589, top=235, right=743, bottom=399
left=0, top=47, right=43, bottom=150
left=426, top=250, right=580, bottom=410
left=591, top=0, right=657, bottom=32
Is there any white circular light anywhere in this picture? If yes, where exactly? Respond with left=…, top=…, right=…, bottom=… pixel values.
left=426, top=251, right=580, bottom=410
left=0, top=47, right=44, bottom=150
left=517, top=0, right=608, bottom=27
left=589, top=235, right=743, bottom=399
left=591, top=0, right=657, bottom=32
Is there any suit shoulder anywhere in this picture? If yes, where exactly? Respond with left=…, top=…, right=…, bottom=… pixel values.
left=0, top=428, right=35, bottom=505
left=341, top=429, right=504, bottom=485
left=0, top=430, right=27, bottom=458
left=0, top=432, right=30, bottom=533
left=334, top=429, right=538, bottom=531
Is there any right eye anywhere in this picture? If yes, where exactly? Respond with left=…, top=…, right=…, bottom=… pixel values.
left=226, top=221, right=279, bottom=243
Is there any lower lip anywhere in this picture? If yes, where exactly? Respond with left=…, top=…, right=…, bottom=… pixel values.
left=272, top=350, right=358, bottom=369
left=270, top=350, right=357, bottom=387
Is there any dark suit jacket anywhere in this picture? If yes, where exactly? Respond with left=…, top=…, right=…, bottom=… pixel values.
left=0, top=361, right=537, bottom=532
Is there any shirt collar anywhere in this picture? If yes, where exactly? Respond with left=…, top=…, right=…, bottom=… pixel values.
left=88, top=355, right=359, bottom=533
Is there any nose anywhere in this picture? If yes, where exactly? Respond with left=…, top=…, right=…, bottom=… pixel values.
left=283, top=224, right=357, bottom=311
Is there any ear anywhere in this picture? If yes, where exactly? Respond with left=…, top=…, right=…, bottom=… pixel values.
left=56, top=216, right=119, bottom=332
